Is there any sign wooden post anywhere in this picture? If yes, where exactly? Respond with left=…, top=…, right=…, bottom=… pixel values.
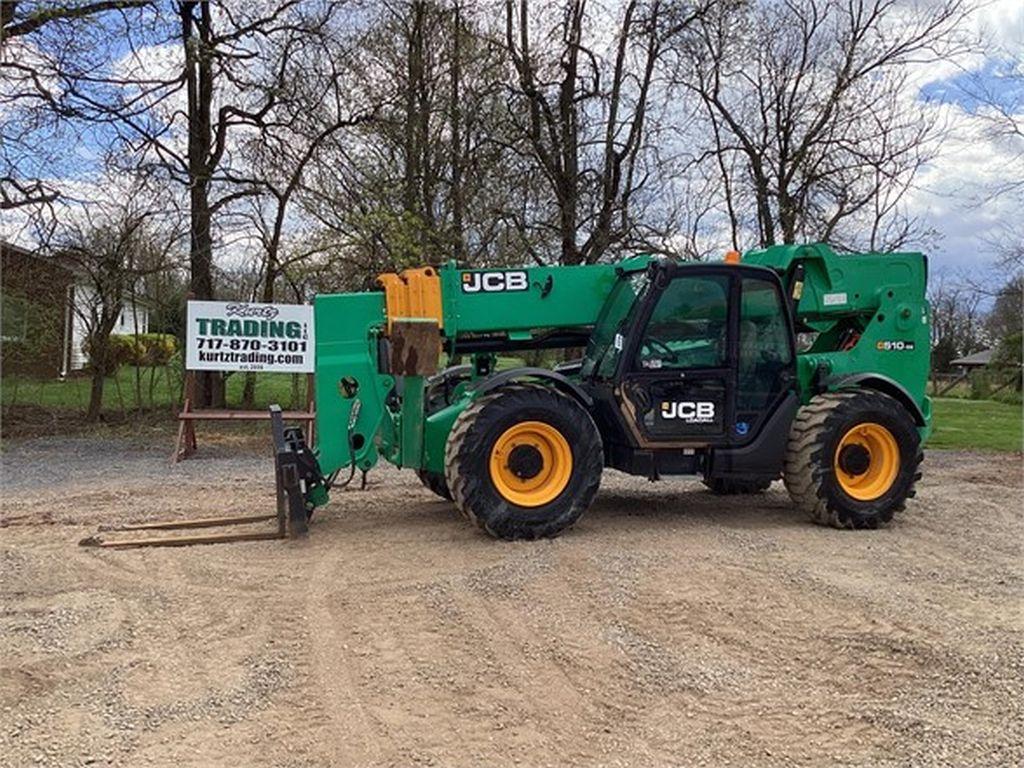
left=173, top=369, right=199, bottom=461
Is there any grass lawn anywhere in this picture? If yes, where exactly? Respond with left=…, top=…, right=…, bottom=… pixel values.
left=2, top=366, right=303, bottom=413
left=928, top=397, right=1023, bottom=453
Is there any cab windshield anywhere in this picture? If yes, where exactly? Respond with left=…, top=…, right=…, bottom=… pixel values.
left=634, top=274, right=730, bottom=370
left=580, top=272, right=649, bottom=379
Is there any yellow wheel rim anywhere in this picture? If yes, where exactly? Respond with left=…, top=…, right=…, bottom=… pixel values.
left=834, top=423, right=900, bottom=501
left=489, top=421, right=573, bottom=507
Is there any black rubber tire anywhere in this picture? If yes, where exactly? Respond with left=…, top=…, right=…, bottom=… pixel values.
left=784, top=390, right=923, bottom=529
left=412, top=365, right=472, bottom=502
left=416, top=469, right=453, bottom=501
left=444, top=385, right=603, bottom=540
left=702, top=477, right=772, bottom=494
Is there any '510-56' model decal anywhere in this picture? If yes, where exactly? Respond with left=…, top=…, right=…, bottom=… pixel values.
left=876, top=340, right=916, bottom=351
left=461, top=270, right=529, bottom=293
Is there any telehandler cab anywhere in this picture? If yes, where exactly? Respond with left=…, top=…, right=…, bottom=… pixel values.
left=286, top=242, right=930, bottom=540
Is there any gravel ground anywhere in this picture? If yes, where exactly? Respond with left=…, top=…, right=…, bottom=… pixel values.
left=1, top=436, right=1021, bottom=767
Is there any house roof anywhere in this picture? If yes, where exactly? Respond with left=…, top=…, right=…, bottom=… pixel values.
left=950, top=349, right=993, bottom=367
left=1, top=240, right=74, bottom=276
left=3, top=241, right=155, bottom=308
left=1, top=240, right=32, bottom=258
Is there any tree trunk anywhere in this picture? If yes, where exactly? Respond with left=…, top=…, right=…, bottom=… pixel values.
left=87, top=368, right=105, bottom=422
left=416, top=7, right=434, bottom=253
left=557, top=2, right=582, bottom=265
left=182, top=0, right=221, bottom=408
left=86, top=331, right=110, bottom=422
left=450, top=2, right=465, bottom=262
left=84, top=308, right=121, bottom=422
left=240, top=372, right=257, bottom=410
left=778, top=182, right=798, bottom=244
left=241, top=266, right=277, bottom=409
left=188, top=188, right=213, bottom=300
left=403, top=2, right=425, bottom=222
left=148, top=364, right=158, bottom=408
left=130, top=295, right=143, bottom=414
left=753, top=173, right=775, bottom=247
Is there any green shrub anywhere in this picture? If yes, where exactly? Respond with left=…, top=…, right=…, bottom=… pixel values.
left=992, top=387, right=1023, bottom=405
left=132, top=333, right=177, bottom=366
left=969, top=369, right=992, bottom=400
left=993, top=331, right=1023, bottom=369
left=83, top=334, right=135, bottom=372
left=84, top=333, right=178, bottom=372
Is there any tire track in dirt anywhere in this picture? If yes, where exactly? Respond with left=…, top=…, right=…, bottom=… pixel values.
left=1, top=446, right=1021, bottom=767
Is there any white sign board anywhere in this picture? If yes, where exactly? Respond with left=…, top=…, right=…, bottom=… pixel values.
left=185, top=301, right=314, bottom=373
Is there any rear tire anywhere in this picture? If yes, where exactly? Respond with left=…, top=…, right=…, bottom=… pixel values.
left=444, top=385, right=603, bottom=540
left=702, top=477, right=772, bottom=494
left=784, top=390, right=922, bottom=529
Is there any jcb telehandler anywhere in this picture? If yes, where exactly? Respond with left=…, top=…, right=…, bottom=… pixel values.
left=284, top=242, right=930, bottom=540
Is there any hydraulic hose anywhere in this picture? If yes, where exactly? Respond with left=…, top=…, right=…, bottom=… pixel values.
left=328, top=398, right=362, bottom=490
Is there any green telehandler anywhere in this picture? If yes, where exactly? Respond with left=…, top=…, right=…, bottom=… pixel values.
left=280, top=242, right=931, bottom=540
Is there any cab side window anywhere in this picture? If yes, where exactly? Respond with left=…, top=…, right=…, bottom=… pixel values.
left=634, top=275, right=730, bottom=370
left=738, top=277, right=793, bottom=410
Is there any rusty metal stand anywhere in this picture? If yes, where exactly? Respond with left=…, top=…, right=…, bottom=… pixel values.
left=81, top=406, right=309, bottom=549
left=173, top=373, right=315, bottom=462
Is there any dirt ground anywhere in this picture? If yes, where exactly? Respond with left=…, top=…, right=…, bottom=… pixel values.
left=1, top=435, right=1021, bottom=768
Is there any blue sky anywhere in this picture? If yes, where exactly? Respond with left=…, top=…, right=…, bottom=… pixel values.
left=900, top=0, right=1024, bottom=280
left=3, top=0, right=1022, bottom=282
left=920, top=58, right=1024, bottom=114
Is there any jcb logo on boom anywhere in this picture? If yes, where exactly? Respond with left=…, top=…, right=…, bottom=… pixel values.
left=461, top=270, right=529, bottom=293
left=660, top=401, right=716, bottom=423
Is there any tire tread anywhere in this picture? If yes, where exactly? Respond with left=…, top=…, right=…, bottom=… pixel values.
left=444, top=385, right=602, bottom=539
left=784, top=390, right=923, bottom=529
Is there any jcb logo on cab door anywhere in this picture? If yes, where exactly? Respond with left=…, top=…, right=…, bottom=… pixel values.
left=461, top=271, right=529, bottom=293
left=660, top=401, right=716, bottom=423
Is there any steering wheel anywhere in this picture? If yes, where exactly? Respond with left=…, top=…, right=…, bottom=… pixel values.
left=641, top=336, right=678, bottom=362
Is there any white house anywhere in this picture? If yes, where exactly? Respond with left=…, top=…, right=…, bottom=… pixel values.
left=1, top=241, right=152, bottom=378
left=65, top=287, right=150, bottom=374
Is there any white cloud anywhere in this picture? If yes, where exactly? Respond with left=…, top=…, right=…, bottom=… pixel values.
left=903, top=0, right=1024, bottom=275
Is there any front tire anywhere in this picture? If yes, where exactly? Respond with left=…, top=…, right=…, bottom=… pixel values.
left=784, top=390, right=923, bottom=529
left=414, top=365, right=472, bottom=502
left=416, top=469, right=452, bottom=501
left=444, top=385, right=603, bottom=540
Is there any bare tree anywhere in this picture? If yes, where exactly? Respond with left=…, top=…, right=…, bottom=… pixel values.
left=48, top=184, right=180, bottom=420
left=2, top=1, right=287, bottom=404
left=669, top=0, right=972, bottom=250
left=959, top=60, right=1024, bottom=273
left=239, top=10, right=377, bottom=310
left=928, top=273, right=987, bottom=373
left=235, top=20, right=377, bottom=406
left=987, top=274, right=1023, bottom=375
left=0, top=0, right=151, bottom=211
left=298, top=0, right=530, bottom=275
left=62, top=1, right=372, bottom=405
left=499, top=0, right=707, bottom=264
